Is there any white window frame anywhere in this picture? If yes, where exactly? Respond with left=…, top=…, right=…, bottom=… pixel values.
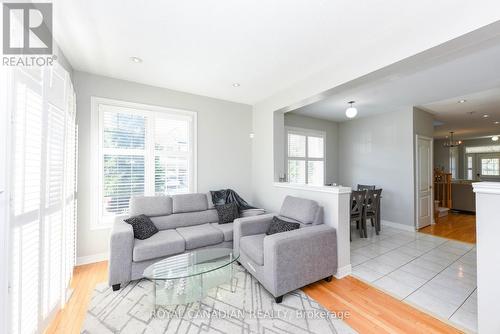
left=478, top=153, right=500, bottom=179
left=285, top=126, right=326, bottom=185
left=90, top=97, right=197, bottom=229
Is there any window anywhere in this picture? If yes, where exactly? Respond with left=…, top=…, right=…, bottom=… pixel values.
left=449, top=147, right=458, bottom=179
left=481, top=158, right=500, bottom=176
left=466, top=156, right=473, bottom=180
left=466, top=145, right=500, bottom=154
left=92, top=98, right=196, bottom=226
left=286, top=128, right=325, bottom=186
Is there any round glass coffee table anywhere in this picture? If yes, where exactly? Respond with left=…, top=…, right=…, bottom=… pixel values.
left=143, top=248, right=239, bottom=309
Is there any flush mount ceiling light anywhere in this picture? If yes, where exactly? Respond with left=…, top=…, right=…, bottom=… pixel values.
left=458, top=99, right=467, bottom=103
left=232, top=83, right=241, bottom=87
left=130, top=56, right=142, bottom=63
left=493, top=136, right=499, bottom=142
left=443, top=131, right=462, bottom=147
left=483, top=114, right=490, bottom=118
left=345, top=101, right=358, bottom=119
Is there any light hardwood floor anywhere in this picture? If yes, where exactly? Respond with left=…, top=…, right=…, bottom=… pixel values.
left=419, top=212, right=476, bottom=244
left=46, top=261, right=463, bottom=334
left=45, top=261, right=108, bottom=334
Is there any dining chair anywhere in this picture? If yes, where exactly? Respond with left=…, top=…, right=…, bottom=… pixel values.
left=364, top=189, right=382, bottom=235
left=357, top=184, right=376, bottom=191
left=350, top=190, right=367, bottom=239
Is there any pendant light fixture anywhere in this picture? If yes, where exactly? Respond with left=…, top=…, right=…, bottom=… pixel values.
left=345, top=101, right=358, bottom=119
left=443, top=131, right=462, bottom=147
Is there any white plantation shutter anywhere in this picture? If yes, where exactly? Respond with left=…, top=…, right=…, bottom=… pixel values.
left=11, top=66, right=44, bottom=334
left=94, top=101, right=195, bottom=226
left=7, top=62, right=77, bottom=334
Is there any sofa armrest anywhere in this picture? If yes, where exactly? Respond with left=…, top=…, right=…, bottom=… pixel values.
left=233, top=213, right=274, bottom=255
left=263, top=225, right=337, bottom=296
left=108, top=218, right=134, bottom=286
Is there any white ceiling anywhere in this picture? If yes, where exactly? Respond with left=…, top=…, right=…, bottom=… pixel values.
left=422, top=88, right=500, bottom=139
left=290, top=29, right=500, bottom=139
left=53, top=0, right=500, bottom=104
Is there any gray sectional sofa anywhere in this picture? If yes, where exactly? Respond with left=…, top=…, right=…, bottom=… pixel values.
left=109, top=193, right=236, bottom=290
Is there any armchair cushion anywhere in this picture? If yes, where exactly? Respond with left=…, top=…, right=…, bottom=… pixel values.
left=240, top=234, right=266, bottom=266
left=279, top=196, right=320, bottom=225
left=266, top=216, right=300, bottom=235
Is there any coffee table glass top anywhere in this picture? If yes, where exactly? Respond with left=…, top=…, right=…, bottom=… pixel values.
left=143, top=248, right=239, bottom=281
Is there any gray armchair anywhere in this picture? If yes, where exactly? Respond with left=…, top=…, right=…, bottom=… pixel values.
left=233, top=196, right=337, bottom=303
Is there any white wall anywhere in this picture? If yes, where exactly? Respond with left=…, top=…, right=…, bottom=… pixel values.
left=74, top=72, right=253, bottom=260
left=283, top=113, right=339, bottom=184
left=338, top=109, right=415, bottom=227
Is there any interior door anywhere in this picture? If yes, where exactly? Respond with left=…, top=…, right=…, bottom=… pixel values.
left=416, top=136, right=433, bottom=229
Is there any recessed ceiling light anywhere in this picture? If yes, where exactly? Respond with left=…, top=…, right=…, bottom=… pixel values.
left=483, top=114, right=490, bottom=118
left=458, top=99, right=467, bottom=103
left=232, top=83, right=241, bottom=87
left=130, top=56, right=142, bottom=63
left=492, top=136, right=499, bottom=141
left=495, top=121, right=500, bottom=125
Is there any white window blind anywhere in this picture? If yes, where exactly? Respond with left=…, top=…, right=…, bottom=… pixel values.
left=93, top=99, right=196, bottom=226
left=286, top=128, right=325, bottom=186
left=7, top=62, right=77, bottom=334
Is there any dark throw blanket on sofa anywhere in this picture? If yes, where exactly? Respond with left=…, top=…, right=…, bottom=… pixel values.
left=210, top=189, right=256, bottom=211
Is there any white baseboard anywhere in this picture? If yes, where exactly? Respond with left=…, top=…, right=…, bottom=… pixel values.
left=335, top=264, right=352, bottom=279
left=381, top=220, right=416, bottom=232
left=76, top=252, right=108, bottom=266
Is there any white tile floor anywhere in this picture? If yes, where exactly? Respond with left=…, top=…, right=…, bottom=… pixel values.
left=350, top=225, right=477, bottom=333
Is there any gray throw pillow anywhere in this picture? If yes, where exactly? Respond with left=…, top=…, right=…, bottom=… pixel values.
left=215, top=202, right=240, bottom=224
left=266, top=216, right=300, bottom=235
left=124, top=214, right=159, bottom=240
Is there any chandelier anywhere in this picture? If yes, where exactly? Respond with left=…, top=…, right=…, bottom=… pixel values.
left=443, top=131, right=462, bottom=148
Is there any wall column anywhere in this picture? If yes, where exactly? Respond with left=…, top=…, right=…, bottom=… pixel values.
left=472, top=182, right=500, bottom=334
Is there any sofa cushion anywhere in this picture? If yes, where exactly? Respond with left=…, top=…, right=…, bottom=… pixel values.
left=176, top=224, right=224, bottom=249
left=124, top=214, right=159, bottom=240
left=279, top=196, right=319, bottom=225
left=172, top=193, right=208, bottom=213
left=215, top=202, right=239, bottom=224
left=211, top=222, right=234, bottom=241
left=129, top=196, right=172, bottom=217
left=133, top=229, right=185, bottom=262
left=240, top=234, right=265, bottom=266
left=150, top=209, right=218, bottom=230
left=206, top=192, right=215, bottom=209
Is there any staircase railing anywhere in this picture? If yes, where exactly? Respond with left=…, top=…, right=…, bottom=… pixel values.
left=434, top=169, right=452, bottom=209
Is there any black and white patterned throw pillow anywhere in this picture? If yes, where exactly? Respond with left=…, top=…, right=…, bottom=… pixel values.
left=266, top=216, right=300, bottom=235
left=215, top=202, right=240, bottom=224
left=124, top=214, right=159, bottom=240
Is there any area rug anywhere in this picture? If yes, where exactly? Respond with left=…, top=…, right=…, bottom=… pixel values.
left=81, top=267, right=356, bottom=334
